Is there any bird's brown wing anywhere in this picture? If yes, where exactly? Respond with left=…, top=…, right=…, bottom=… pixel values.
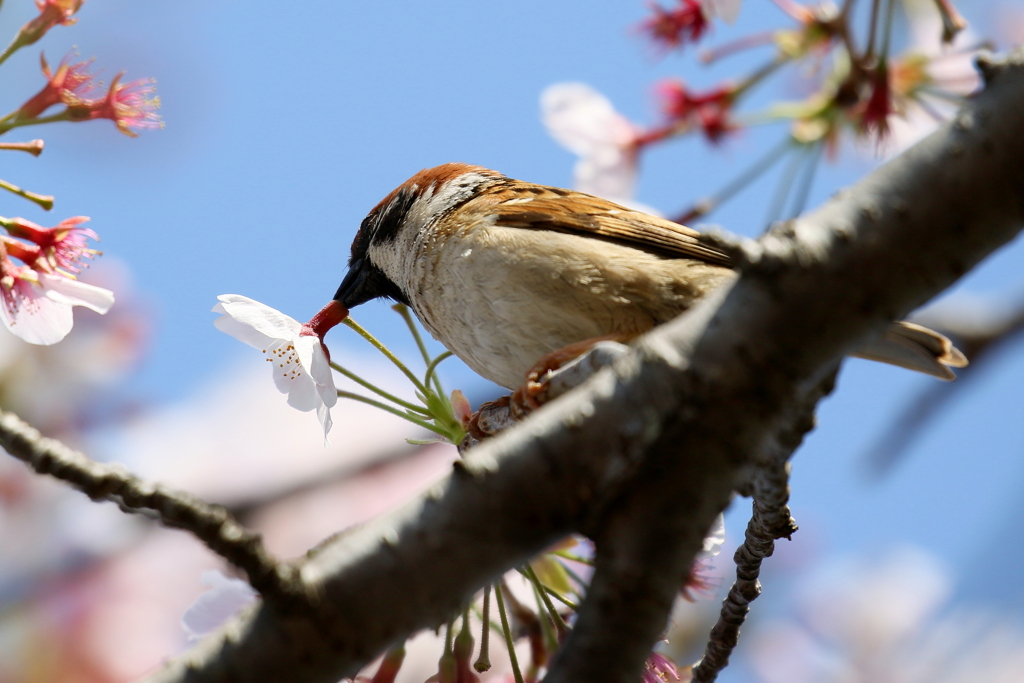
left=486, top=188, right=733, bottom=268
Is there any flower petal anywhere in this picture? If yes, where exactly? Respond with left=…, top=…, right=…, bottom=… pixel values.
left=213, top=294, right=301, bottom=347
left=213, top=303, right=280, bottom=350
left=297, top=335, right=337, bottom=408
left=703, top=0, right=741, bottom=24
left=40, top=272, right=114, bottom=314
left=574, top=151, right=637, bottom=203
left=0, top=282, right=73, bottom=345
left=542, top=83, right=636, bottom=157
left=316, top=400, right=333, bottom=444
left=285, top=372, right=320, bottom=412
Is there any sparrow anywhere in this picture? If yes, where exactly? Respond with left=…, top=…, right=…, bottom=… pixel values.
left=333, top=162, right=967, bottom=391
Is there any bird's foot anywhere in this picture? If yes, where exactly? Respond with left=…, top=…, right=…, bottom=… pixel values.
left=510, top=333, right=634, bottom=420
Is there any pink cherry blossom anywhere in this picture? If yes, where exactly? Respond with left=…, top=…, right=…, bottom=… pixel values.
left=18, top=52, right=96, bottom=118
left=67, top=73, right=162, bottom=137
left=541, top=82, right=640, bottom=205
left=16, top=0, right=83, bottom=47
left=878, top=7, right=981, bottom=155
left=640, top=0, right=742, bottom=52
left=642, top=0, right=711, bottom=51
left=682, top=513, right=726, bottom=601
left=0, top=253, right=114, bottom=345
left=4, top=215, right=98, bottom=275
left=650, top=79, right=737, bottom=143
left=644, top=652, right=683, bottom=683
left=213, top=294, right=339, bottom=441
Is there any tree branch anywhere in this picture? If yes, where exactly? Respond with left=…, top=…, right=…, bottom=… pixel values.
left=0, top=410, right=299, bottom=598
left=692, top=370, right=836, bottom=682
left=57, top=48, right=1024, bottom=683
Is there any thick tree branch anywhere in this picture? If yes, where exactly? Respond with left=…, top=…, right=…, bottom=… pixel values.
left=112, top=49, right=1024, bottom=683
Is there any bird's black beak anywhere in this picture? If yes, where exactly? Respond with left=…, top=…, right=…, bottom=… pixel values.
left=334, top=258, right=376, bottom=309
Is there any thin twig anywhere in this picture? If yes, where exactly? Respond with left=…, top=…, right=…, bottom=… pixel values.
left=691, top=466, right=796, bottom=682
left=0, top=409, right=298, bottom=599
left=691, top=373, right=835, bottom=683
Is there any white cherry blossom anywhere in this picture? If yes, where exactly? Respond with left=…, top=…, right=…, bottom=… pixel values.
left=880, top=6, right=981, bottom=156
left=213, top=294, right=337, bottom=440
left=541, top=82, right=640, bottom=205
left=0, top=263, right=114, bottom=345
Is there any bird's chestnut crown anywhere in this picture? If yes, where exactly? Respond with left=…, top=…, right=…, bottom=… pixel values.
left=333, top=163, right=504, bottom=309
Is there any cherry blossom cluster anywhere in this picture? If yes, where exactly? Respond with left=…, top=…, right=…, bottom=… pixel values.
left=0, top=215, right=112, bottom=344
left=544, top=0, right=985, bottom=221
left=0, top=0, right=161, bottom=346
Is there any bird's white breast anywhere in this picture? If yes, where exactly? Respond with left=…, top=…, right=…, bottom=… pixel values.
left=376, top=215, right=734, bottom=389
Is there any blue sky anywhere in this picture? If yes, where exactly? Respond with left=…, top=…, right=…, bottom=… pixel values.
left=1, top=0, right=1022, bottom=660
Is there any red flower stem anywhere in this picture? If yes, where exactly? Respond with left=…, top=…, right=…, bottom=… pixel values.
left=932, top=0, right=967, bottom=42
left=0, top=178, right=52, bottom=210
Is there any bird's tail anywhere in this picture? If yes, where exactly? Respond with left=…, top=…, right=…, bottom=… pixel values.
left=853, top=321, right=968, bottom=380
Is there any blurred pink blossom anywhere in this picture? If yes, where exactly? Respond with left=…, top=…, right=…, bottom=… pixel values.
left=17, top=0, right=83, bottom=46
left=640, top=0, right=741, bottom=53
left=744, top=548, right=1024, bottom=683
left=67, top=73, right=162, bottom=137
left=644, top=651, right=685, bottom=683
left=879, top=6, right=982, bottom=155
left=18, top=51, right=96, bottom=118
left=0, top=252, right=114, bottom=345
left=5, top=215, right=99, bottom=275
left=541, top=83, right=642, bottom=206
left=650, top=79, right=736, bottom=143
